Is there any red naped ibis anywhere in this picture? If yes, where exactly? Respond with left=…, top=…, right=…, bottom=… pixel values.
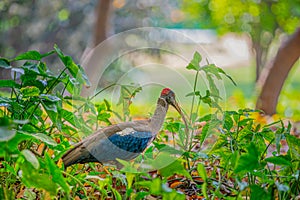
left=62, top=88, right=187, bottom=168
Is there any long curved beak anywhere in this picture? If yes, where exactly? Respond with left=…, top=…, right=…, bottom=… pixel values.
left=170, top=99, right=189, bottom=138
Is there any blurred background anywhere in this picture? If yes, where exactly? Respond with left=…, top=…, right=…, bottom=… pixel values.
left=0, top=0, right=300, bottom=119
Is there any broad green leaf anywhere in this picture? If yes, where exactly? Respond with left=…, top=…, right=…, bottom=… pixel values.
left=238, top=118, right=254, bottom=126
left=97, top=112, right=111, bottom=123
left=0, top=58, right=11, bottom=69
left=223, top=113, right=233, bottom=131
left=165, top=121, right=181, bottom=133
left=210, top=136, right=227, bottom=153
left=21, top=149, right=40, bottom=169
left=149, top=178, right=161, bottom=195
left=45, top=153, right=70, bottom=193
left=162, top=189, right=185, bottom=200
left=250, top=184, right=271, bottom=200
left=22, top=62, right=40, bottom=74
left=118, top=159, right=139, bottom=173
left=201, top=64, right=222, bottom=80
left=39, top=94, right=61, bottom=102
left=61, top=109, right=76, bottom=127
left=234, top=142, right=260, bottom=173
left=152, top=142, right=184, bottom=155
left=21, top=162, right=57, bottom=196
left=154, top=152, right=192, bottom=179
left=206, top=74, right=220, bottom=100
left=0, top=80, right=20, bottom=88
left=41, top=100, right=59, bottom=126
left=14, top=50, right=41, bottom=61
left=54, top=45, right=90, bottom=87
left=200, top=119, right=220, bottom=145
left=198, top=113, right=214, bottom=122
left=186, top=51, right=201, bottom=71
left=197, top=163, right=207, bottom=182
left=20, top=86, right=40, bottom=97
left=19, top=131, right=57, bottom=146
left=125, top=172, right=135, bottom=190
left=265, top=155, right=292, bottom=166
left=0, top=132, right=31, bottom=156
left=111, top=188, right=122, bottom=200
left=0, top=126, right=16, bottom=141
left=0, top=117, right=16, bottom=141
left=286, top=134, right=300, bottom=160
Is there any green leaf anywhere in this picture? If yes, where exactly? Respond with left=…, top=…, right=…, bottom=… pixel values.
left=0, top=58, right=11, bottom=69
left=61, top=109, right=76, bottom=127
left=165, top=121, right=181, bottom=133
left=20, top=131, right=57, bottom=146
left=21, top=162, right=57, bottom=196
left=54, top=45, right=90, bottom=87
left=155, top=153, right=192, bottom=179
left=234, top=142, right=260, bottom=173
left=286, top=134, right=300, bottom=160
left=20, top=86, right=40, bottom=97
left=186, top=51, right=202, bottom=71
left=22, top=62, right=40, bottom=74
left=41, top=100, right=59, bottom=125
left=39, top=94, right=61, bottom=102
left=40, top=50, right=55, bottom=58
left=0, top=118, right=16, bottom=141
left=152, top=142, right=184, bottom=155
left=125, top=172, right=135, bottom=190
left=223, top=113, right=233, bottom=131
left=200, top=119, right=220, bottom=145
left=21, top=149, right=40, bottom=169
left=149, top=178, right=161, bottom=195
left=185, top=91, right=201, bottom=97
left=0, top=126, right=16, bottom=142
left=210, top=136, right=227, bottom=153
left=45, top=153, right=70, bottom=193
left=0, top=132, right=31, bottom=156
left=197, top=163, right=207, bottom=182
left=265, top=155, right=292, bottom=166
left=14, top=50, right=42, bottom=61
left=218, top=68, right=236, bottom=86
left=250, top=184, right=271, bottom=200
left=0, top=80, right=20, bottom=88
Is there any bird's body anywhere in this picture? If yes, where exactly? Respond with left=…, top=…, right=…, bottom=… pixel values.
left=62, top=88, right=185, bottom=168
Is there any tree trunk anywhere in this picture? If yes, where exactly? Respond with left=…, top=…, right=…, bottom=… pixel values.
left=254, top=42, right=263, bottom=82
left=94, top=0, right=112, bottom=46
left=256, top=28, right=300, bottom=115
left=80, top=0, right=112, bottom=97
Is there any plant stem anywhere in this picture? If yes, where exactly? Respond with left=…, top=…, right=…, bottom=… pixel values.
left=45, top=67, right=67, bottom=94
left=189, top=70, right=199, bottom=121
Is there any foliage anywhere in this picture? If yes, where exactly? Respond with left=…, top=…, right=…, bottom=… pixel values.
left=1, top=50, right=299, bottom=199
left=182, top=0, right=300, bottom=78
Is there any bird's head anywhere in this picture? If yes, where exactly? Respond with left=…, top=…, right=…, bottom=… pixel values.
left=160, top=88, right=181, bottom=114
left=160, top=88, right=189, bottom=137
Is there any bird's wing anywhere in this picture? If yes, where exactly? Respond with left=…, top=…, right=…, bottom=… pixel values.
left=62, top=119, right=151, bottom=167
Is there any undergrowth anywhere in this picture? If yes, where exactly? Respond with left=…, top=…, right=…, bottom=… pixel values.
left=0, top=48, right=299, bottom=199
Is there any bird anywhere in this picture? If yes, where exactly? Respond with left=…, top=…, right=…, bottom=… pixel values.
left=62, top=88, right=187, bottom=168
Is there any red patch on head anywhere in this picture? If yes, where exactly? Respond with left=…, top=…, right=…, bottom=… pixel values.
left=161, top=88, right=172, bottom=96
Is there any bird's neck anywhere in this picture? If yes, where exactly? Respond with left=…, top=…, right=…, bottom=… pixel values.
left=149, top=98, right=169, bottom=134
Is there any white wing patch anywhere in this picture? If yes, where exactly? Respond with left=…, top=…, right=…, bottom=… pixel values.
left=115, top=128, right=135, bottom=136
